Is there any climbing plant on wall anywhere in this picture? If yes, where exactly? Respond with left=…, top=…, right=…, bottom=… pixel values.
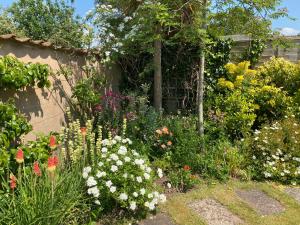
left=0, top=56, right=51, bottom=90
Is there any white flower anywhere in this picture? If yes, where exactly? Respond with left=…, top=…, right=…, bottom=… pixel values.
left=114, top=135, right=122, bottom=142
left=136, top=176, right=143, bottom=183
left=102, top=139, right=110, bottom=146
left=112, top=140, right=117, bottom=145
left=252, top=155, right=256, bottom=160
left=101, top=147, right=108, bottom=153
left=167, top=183, right=172, bottom=188
left=157, top=168, right=163, bottom=178
left=95, top=200, right=101, bottom=205
left=111, top=165, right=118, bottom=172
left=118, top=146, right=127, bottom=155
left=130, top=201, right=137, bottom=210
left=140, top=188, right=146, bottom=195
left=119, top=193, right=128, bottom=200
left=110, top=154, right=119, bottom=161
left=82, top=172, right=89, bottom=179
left=124, top=156, right=131, bottom=162
left=146, top=167, right=152, bottom=173
left=110, top=186, right=116, bottom=193
left=123, top=173, right=128, bottom=178
left=116, top=160, right=123, bottom=166
left=96, top=171, right=106, bottom=178
left=148, top=193, right=153, bottom=199
left=83, top=166, right=92, bottom=174
left=144, top=201, right=149, bottom=207
left=87, top=186, right=100, bottom=198
left=106, top=180, right=113, bottom=187
left=122, top=139, right=127, bottom=144
left=144, top=173, right=150, bottom=180
left=87, top=176, right=97, bottom=187
left=148, top=202, right=155, bottom=210
left=98, top=162, right=104, bottom=167
left=133, top=192, right=138, bottom=197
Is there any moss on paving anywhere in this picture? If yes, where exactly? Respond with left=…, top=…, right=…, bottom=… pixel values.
left=161, top=180, right=300, bottom=225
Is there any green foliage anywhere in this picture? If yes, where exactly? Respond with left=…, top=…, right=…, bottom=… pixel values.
left=258, top=57, right=300, bottom=95
left=0, top=56, right=50, bottom=90
left=0, top=100, right=31, bottom=152
left=168, top=166, right=198, bottom=192
left=0, top=164, right=91, bottom=225
left=250, top=117, right=300, bottom=185
left=241, top=39, right=266, bottom=67
left=6, top=0, right=87, bottom=48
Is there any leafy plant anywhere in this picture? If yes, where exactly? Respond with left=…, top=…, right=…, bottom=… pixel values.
left=0, top=56, right=50, bottom=90
left=251, top=116, right=300, bottom=185
left=168, top=166, right=198, bottom=192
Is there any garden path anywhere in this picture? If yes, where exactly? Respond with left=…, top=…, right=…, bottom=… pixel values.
left=139, top=182, right=300, bottom=225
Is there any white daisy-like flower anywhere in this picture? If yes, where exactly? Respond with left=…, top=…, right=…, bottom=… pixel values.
left=136, top=176, right=143, bottom=183
left=124, top=156, right=131, bottom=162
left=119, top=193, right=128, bottom=200
left=98, top=162, right=104, bottom=167
left=110, top=186, right=116, bottom=193
left=167, top=183, right=172, bottom=188
left=96, top=171, right=106, bottom=178
left=123, top=173, right=128, bottom=178
left=114, top=135, right=122, bottom=142
left=130, top=201, right=137, bottom=210
left=146, top=167, right=152, bottom=173
left=116, top=160, right=123, bottom=166
left=82, top=172, right=89, bottom=179
left=122, top=139, right=127, bottom=144
left=112, top=140, right=117, bottom=145
left=86, top=176, right=97, bottom=187
left=87, top=186, right=100, bottom=198
left=133, top=192, right=138, bottom=197
left=148, top=193, right=153, bottom=199
left=106, top=180, right=113, bottom=187
left=157, top=168, right=163, bottom=178
left=101, top=147, right=108, bottom=153
left=144, top=173, right=150, bottom=180
left=118, top=146, right=127, bottom=155
left=140, top=188, right=146, bottom=195
left=110, top=153, right=119, bottom=161
left=83, top=166, right=92, bottom=174
left=111, top=165, right=118, bottom=172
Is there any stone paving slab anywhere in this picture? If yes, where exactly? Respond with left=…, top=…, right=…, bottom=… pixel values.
left=236, top=189, right=284, bottom=215
left=139, top=213, right=176, bottom=225
left=285, top=187, right=300, bottom=204
left=188, top=198, right=244, bottom=225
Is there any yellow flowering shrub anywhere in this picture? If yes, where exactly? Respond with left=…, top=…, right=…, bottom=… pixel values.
left=215, top=60, right=292, bottom=138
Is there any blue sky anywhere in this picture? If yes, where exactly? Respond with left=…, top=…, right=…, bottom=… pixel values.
left=0, top=0, right=299, bottom=35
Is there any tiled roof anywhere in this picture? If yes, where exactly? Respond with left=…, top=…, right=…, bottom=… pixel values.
left=0, top=34, right=98, bottom=55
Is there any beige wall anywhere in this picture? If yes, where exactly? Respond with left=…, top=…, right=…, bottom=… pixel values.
left=0, top=39, right=120, bottom=141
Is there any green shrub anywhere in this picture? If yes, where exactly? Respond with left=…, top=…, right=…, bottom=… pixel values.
left=82, top=135, right=166, bottom=216
left=168, top=166, right=198, bottom=192
left=251, top=116, right=300, bottom=185
left=0, top=56, right=50, bottom=90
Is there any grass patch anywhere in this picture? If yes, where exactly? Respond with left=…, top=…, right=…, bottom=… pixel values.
left=162, top=180, right=300, bottom=225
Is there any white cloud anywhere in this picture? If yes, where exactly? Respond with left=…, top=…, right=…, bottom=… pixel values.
left=279, top=27, right=300, bottom=36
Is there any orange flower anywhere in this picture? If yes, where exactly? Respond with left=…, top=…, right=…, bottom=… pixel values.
left=47, top=156, right=59, bottom=172
left=183, top=165, right=191, bottom=171
left=33, top=161, right=42, bottom=176
left=9, top=174, right=17, bottom=190
left=162, top=126, right=169, bottom=134
left=49, top=135, right=57, bottom=150
left=16, top=148, right=24, bottom=164
left=80, top=127, right=87, bottom=136
left=167, top=141, right=172, bottom=146
left=156, top=129, right=162, bottom=135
